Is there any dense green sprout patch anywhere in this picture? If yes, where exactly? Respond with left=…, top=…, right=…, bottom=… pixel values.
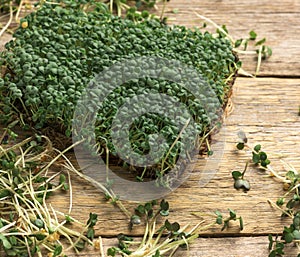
left=0, top=1, right=239, bottom=180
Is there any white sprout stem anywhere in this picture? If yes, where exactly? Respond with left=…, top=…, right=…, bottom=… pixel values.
left=98, top=236, right=105, bottom=257
left=255, top=45, right=263, bottom=76
left=266, top=164, right=290, bottom=183
left=110, top=0, right=113, bottom=14
left=61, top=160, right=131, bottom=218
left=138, top=218, right=150, bottom=251
left=24, top=236, right=33, bottom=257
left=15, top=145, right=26, bottom=167
left=39, top=138, right=85, bottom=174
left=161, top=118, right=191, bottom=174
left=0, top=221, right=16, bottom=233
left=193, top=12, right=234, bottom=44
left=268, top=199, right=293, bottom=219
left=15, top=0, right=24, bottom=22
left=0, top=1, right=13, bottom=38
left=0, top=137, right=33, bottom=158
left=160, top=233, right=198, bottom=254
left=188, top=221, right=206, bottom=234
left=55, top=210, right=85, bottom=226
left=67, top=169, right=73, bottom=214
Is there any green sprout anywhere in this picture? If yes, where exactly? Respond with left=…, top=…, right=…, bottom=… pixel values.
left=108, top=201, right=243, bottom=257
left=0, top=132, right=99, bottom=257
left=194, top=13, right=272, bottom=77
left=234, top=132, right=300, bottom=256
left=232, top=161, right=250, bottom=192
left=108, top=199, right=199, bottom=257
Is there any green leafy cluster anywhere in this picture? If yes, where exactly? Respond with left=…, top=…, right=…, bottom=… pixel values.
left=234, top=132, right=300, bottom=256
left=108, top=200, right=243, bottom=256
left=0, top=134, right=98, bottom=256
left=231, top=162, right=250, bottom=192
left=234, top=30, right=272, bottom=59
left=215, top=209, right=243, bottom=231
left=269, top=169, right=300, bottom=257
left=236, top=132, right=271, bottom=168
left=0, top=1, right=238, bottom=179
left=0, top=0, right=20, bottom=13
left=108, top=199, right=197, bottom=256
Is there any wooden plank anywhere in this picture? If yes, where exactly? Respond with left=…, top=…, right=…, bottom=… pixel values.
left=41, top=77, right=300, bottom=238
left=1, top=235, right=299, bottom=256
left=164, top=0, right=300, bottom=77
left=50, top=236, right=299, bottom=257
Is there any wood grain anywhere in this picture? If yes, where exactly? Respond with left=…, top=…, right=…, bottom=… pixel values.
left=46, top=236, right=300, bottom=257
left=164, top=0, right=300, bottom=77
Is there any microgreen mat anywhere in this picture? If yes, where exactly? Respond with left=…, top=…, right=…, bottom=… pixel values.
left=0, top=0, right=239, bottom=180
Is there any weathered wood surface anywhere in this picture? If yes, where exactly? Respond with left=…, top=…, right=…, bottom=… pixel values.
left=1, top=0, right=300, bottom=256
left=57, top=236, right=294, bottom=257
left=165, top=0, right=300, bottom=77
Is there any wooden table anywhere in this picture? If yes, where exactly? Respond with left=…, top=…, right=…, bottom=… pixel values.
left=1, top=0, right=300, bottom=256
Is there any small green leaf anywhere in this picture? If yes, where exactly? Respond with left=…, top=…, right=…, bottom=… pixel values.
left=87, top=213, right=98, bottom=227
left=232, top=171, right=243, bottom=180
left=65, top=129, right=71, bottom=137
left=234, top=39, right=243, bottom=48
left=135, top=205, right=145, bottom=214
left=293, top=230, right=300, bottom=240
left=144, top=202, right=152, bottom=212
left=268, top=234, right=273, bottom=250
left=215, top=210, right=222, bottom=217
left=160, top=199, right=169, bottom=211
left=171, top=222, right=180, bottom=232
left=261, top=159, right=270, bottom=167
left=87, top=227, right=95, bottom=240
left=32, top=233, right=47, bottom=241
left=239, top=217, right=244, bottom=230
left=259, top=151, right=267, bottom=161
left=249, top=30, right=257, bottom=40
left=255, top=38, right=266, bottom=46
left=107, top=247, right=117, bottom=256
left=254, top=144, right=261, bottom=152
left=276, top=198, right=284, bottom=206
left=59, top=174, right=66, bottom=184
left=0, top=234, right=12, bottom=249
left=229, top=209, right=236, bottom=219
left=75, top=240, right=85, bottom=250
left=165, top=220, right=172, bottom=231
left=236, top=142, right=245, bottom=150
left=252, top=153, right=260, bottom=164
left=284, top=232, right=294, bottom=243
left=34, top=219, right=44, bottom=229
left=216, top=216, right=223, bottom=225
